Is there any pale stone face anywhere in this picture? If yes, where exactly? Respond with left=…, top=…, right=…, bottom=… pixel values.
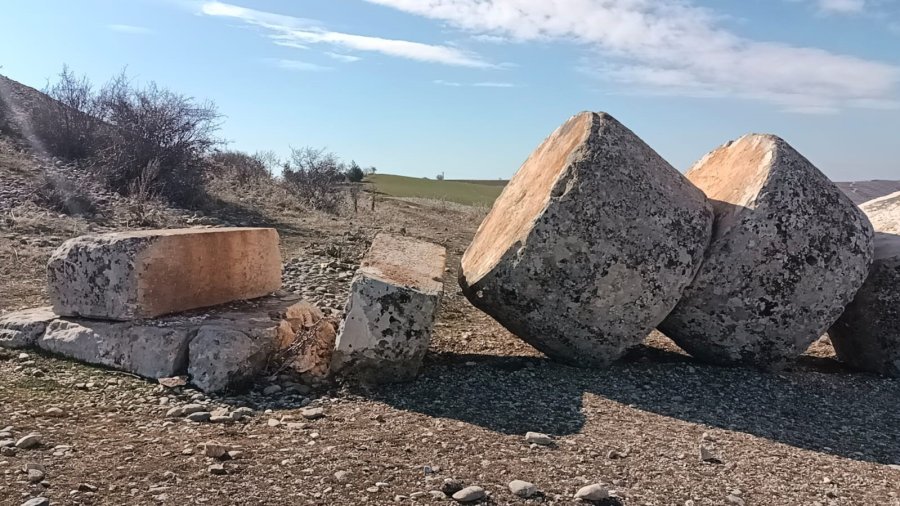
left=331, top=233, right=446, bottom=383
left=47, top=227, right=283, bottom=320
left=0, top=307, right=56, bottom=349
left=830, top=191, right=900, bottom=376
left=659, top=134, right=875, bottom=368
left=459, top=111, right=714, bottom=366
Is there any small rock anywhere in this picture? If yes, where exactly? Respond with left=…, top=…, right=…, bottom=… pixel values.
left=78, top=484, right=98, bottom=492
left=452, top=486, right=486, bottom=503
left=262, top=385, right=282, bottom=395
left=209, top=415, right=233, bottom=424
left=44, top=408, right=65, bottom=418
left=429, top=490, right=448, bottom=500
left=508, top=480, right=538, bottom=498
left=202, top=442, right=230, bottom=459
left=16, top=433, right=41, bottom=449
left=186, top=412, right=211, bottom=422
left=524, top=432, right=553, bottom=446
left=699, top=445, right=720, bottom=463
left=27, top=468, right=45, bottom=483
left=21, top=498, right=49, bottom=506
left=227, top=450, right=244, bottom=460
left=441, top=479, right=464, bottom=495
left=574, top=484, right=609, bottom=501
left=334, top=470, right=351, bottom=482
left=301, top=407, right=325, bottom=420
left=1, top=446, right=16, bottom=456
left=725, top=495, right=746, bottom=506
left=208, top=464, right=227, bottom=475
left=267, top=418, right=281, bottom=427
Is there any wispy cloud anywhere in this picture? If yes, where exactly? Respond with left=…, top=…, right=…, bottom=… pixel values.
left=434, top=80, right=516, bottom=88
left=269, top=59, right=332, bottom=72
left=364, top=0, right=900, bottom=113
left=200, top=1, right=492, bottom=68
left=108, top=24, right=153, bottom=35
left=816, top=0, right=866, bottom=14
left=326, top=52, right=362, bottom=63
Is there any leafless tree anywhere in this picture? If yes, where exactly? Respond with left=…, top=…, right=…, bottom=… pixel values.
left=282, top=146, right=345, bottom=213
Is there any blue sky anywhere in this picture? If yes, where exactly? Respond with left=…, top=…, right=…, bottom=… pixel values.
left=1, top=0, right=899, bottom=180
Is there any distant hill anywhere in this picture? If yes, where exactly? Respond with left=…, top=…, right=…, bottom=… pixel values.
left=834, top=180, right=900, bottom=206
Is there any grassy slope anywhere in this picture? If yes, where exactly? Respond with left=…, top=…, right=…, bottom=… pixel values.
left=368, top=174, right=505, bottom=206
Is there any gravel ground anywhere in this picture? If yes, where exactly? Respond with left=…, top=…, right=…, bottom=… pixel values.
left=1, top=168, right=899, bottom=505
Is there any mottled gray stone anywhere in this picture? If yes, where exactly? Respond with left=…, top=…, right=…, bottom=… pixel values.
left=830, top=191, right=900, bottom=376
left=39, top=319, right=193, bottom=378
left=47, top=228, right=282, bottom=321
left=0, top=307, right=56, bottom=349
left=331, top=233, right=446, bottom=383
left=659, top=134, right=874, bottom=368
left=459, top=112, right=713, bottom=366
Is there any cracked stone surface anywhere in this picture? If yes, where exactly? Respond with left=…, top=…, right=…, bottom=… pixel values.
left=0, top=306, right=56, bottom=349
left=47, top=227, right=283, bottom=320
left=331, top=233, right=446, bottom=383
left=659, top=134, right=874, bottom=368
left=830, top=191, right=900, bottom=376
left=459, top=111, right=713, bottom=366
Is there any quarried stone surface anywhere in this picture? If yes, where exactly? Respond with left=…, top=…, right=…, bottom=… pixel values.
left=48, top=228, right=282, bottom=321
left=830, top=191, right=900, bottom=376
left=459, top=111, right=713, bottom=366
left=659, top=134, right=874, bottom=368
left=285, top=301, right=337, bottom=380
left=39, top=319, right=193, bottom=378
left=0, top=307, right=56, bottom=349
left=331, top=233, right=446, bottom=383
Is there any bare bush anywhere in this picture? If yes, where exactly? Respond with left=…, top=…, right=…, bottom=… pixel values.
left=93, top=72, right=221, bottom=206
left=209, top=149, right=274, bottom=186
left=282, top=146, right=345, bottom=213
left=32, top=174, right=96, bottom=217
left=32, top=66, right=101, bottom=160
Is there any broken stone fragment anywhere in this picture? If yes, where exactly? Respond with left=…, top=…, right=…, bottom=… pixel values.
left=283, top=301, right=337, bottom=380
left=0, top=307, right=56, bottom=349
left=459, top=111, right=713, bottom=366
left=331, top=233, right=446, bottom=383
left=47, top=227, right=282, bottom=320
left=830, top=191, right=900, bottom=376
left=659, top=134, right=874, bottom=368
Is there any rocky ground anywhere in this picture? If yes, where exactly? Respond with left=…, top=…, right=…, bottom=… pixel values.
left=1, top=147, right=900, bottom=505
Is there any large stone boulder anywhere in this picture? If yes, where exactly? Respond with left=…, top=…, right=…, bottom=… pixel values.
left=48, top=228, right=282, bottom=320
left=458, top=111, right=713, bottom=366
left=0, top=307, right=56, bottom=349
left=331, top=233, right=446, bottom=382
left=659, top=134, right=874, bottom=368
left=830, top=191, right=900, bottom=376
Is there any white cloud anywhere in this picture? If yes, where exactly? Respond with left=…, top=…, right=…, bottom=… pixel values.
left=108, top=24, right=153, bottom=35
left=817, top=0, right=866, bottom=13
left=201, top=1, right=492, bottom=68
left=364, top=0, right=900, bottom=112
left=269, top=59, right=332, bottom=72
left=326, top=52, right=362, bottom=63
left=434, top=79, right=463, bottom=86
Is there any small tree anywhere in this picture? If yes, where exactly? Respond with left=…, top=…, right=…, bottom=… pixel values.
left=282, top=146, right=345, bottom=213
left=436, top=172, right=445, bottom=181
left=33, top=65, right=102, bottom=159
left=345, top=160, right=364, bottom=182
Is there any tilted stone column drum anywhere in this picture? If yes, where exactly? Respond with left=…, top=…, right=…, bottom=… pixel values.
left=830, top=191, right=900, bottom=376
left=331, top=233, right=446, bottom=383
left=459, top=111, right=714, bottom=366
left=659, top=134, right=874, bottom=368
left=48, top=228, right=282, bottom=320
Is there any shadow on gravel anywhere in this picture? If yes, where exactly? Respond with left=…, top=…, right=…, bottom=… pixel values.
left=365, top=348, right=900, bottom=465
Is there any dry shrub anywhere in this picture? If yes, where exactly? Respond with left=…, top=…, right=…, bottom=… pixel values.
left=282, top=146, right=346, bottom=213
left=32, top=66, right=102, bottom=160
left=31, top=174, right=96, bottom=217
left=208, top=150, right=275, bottom=187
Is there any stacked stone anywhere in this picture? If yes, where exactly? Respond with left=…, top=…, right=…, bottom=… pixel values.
left=830, top=191, right=900, bottom=376
left=0, top=228, right=300, bottom=392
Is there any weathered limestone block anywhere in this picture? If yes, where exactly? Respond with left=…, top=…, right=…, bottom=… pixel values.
left=48, top=228, right=282, bottom=320
left=659, top=134, right=874, bottom=368
left=459, top=112, right=713, bottom=366
left=39, top=319, right=193, bottom=378
left=830, top=191, right=900, bottom=376
left=0, top=307, right=56, bottom=349
left=284, top=302, right=337, bottom=380
left=331, top=233, right=446, bottom=382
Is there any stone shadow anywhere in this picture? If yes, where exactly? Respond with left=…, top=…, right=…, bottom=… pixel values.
left=365, top=348, right=900, bottom=465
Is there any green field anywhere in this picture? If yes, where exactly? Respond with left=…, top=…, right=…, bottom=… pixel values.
left=368, top=174, right=506, bottom=206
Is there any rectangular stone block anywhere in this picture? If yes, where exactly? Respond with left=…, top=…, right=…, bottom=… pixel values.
left=331, top=233, right=446, bottom=383
left=48, top=228, right=282, bottom=320
left=39, top=319, right=193, bottom=378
